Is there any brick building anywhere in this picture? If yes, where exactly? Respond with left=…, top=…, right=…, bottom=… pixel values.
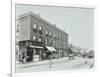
left=16, top=12, right=68, bottom=62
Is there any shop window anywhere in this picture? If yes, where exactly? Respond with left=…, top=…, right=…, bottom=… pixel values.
left=29, top=42, right=32, bottom=45
left=35, top=50, right=39, bottom=55
left=56, top=41, right=58, bottom=47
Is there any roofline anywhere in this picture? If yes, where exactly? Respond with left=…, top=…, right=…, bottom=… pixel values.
left=17, top=11, right=68, bottom=35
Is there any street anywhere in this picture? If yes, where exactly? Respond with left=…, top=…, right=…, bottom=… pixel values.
left=16, top=58, right=94, bottom=73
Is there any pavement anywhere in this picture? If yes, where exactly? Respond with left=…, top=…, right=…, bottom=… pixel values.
left=16, top=57, right=69, bottom=68
left=16, top=57, right=94, bottom=73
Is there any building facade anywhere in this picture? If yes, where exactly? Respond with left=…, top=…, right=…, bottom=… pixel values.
left=16, top=12, right=68, bottom=62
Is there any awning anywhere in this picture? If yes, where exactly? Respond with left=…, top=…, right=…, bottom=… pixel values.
left=30, top=46, right=43, bottom=49
left=46, top=46, right=56, bottom=52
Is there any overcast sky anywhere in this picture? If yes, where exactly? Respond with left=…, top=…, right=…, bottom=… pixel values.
left=16, top=4, right=94, bottom=50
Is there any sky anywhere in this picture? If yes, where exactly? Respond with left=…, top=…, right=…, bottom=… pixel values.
left=16, top=4, right=94, bottom=50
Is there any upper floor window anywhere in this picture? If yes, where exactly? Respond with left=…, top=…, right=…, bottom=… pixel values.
left=53, top=32, right=55, bottom=37
left=61, top=34, right=62, bottom=40
left=56, top=33, right=58, bottom=38
left=45, top=39, right=47, bottom=45
left=33, top=23, right=37, bottom=29
left=33, top=35, right=36, bottom=40
left=49, top=31, right=51, bottom=36
left=39, top=25, right=42, bottom=30
left=17, top=24, right=19, bottom=28
left=63, top=36, right=64, bottom=41
left=49, top=39, right=51, bottom=44
left=54, top=40, right=56, bottom=46
left=55, top=32, right=57, bottom=38
left=16, top=28, right=19, bottom=32
left=39, top=37, right=42, bottom=42
left=16, top=24, right=19, bottom=32
left=46, top=29, right=48, bottom=34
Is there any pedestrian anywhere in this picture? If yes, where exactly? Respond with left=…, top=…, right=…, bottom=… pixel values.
left=26, top=56, right=30, bottom=63
left=23, top=57, right=26, bottom=63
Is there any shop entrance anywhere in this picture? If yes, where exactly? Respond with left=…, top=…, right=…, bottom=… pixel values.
left=33, top=49, right=43, bottom=61
left=26, top=47, right=33, bottom=62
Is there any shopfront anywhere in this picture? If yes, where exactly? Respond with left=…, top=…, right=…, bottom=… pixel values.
left=18, top=44, right=44, bottom=62
left=18, top=43, right=57, bottom=62
left=29, top=45, right=44, bottom=62
left=45, top=46, right=57, bottom=59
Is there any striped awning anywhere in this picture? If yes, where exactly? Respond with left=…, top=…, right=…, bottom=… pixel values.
left=46, top=46, right=56, bottom=52
left=30, top=46, right=43, bottom=49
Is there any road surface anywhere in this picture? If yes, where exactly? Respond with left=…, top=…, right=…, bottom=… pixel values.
left=16, top=58, right=94, bottom=73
